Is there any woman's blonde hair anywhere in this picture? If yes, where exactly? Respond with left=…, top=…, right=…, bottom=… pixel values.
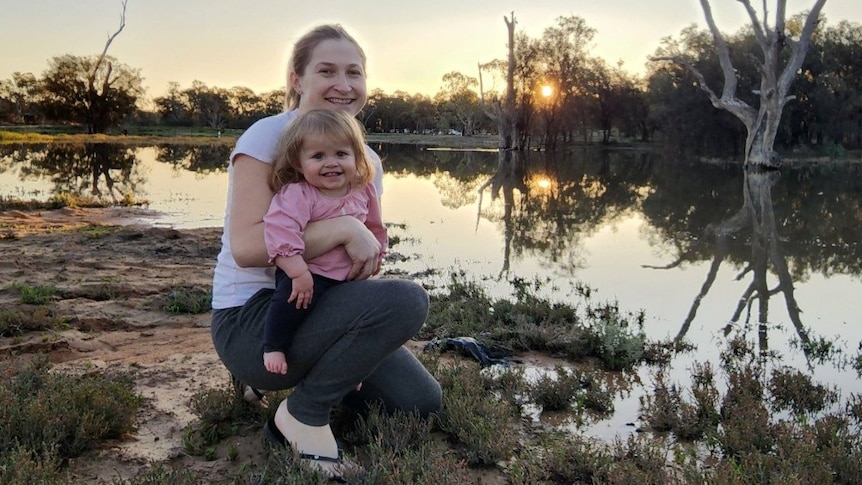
left=285, top=24, right=367, bottom=111
left=269, top=109, right=374, bottom=193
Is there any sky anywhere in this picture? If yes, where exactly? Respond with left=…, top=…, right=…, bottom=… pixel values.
left=1, top=0, right=859, bottom=101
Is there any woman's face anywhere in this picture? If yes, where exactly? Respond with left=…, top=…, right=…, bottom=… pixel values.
left=291, top=38, right=367, bottom=116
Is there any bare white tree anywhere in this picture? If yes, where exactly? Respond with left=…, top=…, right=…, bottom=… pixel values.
left=654, top=0, right=826, bottom=168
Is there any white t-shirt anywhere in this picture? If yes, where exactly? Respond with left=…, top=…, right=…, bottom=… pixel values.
left=211, top=110, right=384, bottom=309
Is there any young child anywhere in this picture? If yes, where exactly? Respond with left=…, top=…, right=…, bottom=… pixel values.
left=262, top=109, right=387, bottom=375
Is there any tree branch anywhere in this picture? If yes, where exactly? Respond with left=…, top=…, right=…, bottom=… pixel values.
left=737, top=0, right=768, bottom=47
left=89, top=0, right=128, bottom=88
left=700, top=0, right=739, bottom=100
left=777, top=0, right=826, bottom=97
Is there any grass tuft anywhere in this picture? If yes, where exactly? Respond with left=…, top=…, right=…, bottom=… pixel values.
left=164, top=286, right=212, bottom=314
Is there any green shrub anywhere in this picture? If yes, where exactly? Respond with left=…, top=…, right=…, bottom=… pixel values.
left=0, top=445, right=67, bottom=485
left=164, top=287, right=212, bottom=314
left=528, top=364, right=584, bottom=412
left=0, top=307, right=64, bottom=337
left=7, top=282, right=57, bottom=305
left=588, top=302, right=645, bottom=371
left=0, top=356, right=142, bottom=460
left=433, top=360, right=520, bottom=466
left=112, top=465, right=199, bottom=485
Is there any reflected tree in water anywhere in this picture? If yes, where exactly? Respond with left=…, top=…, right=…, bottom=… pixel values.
left=15, top=143, right=142, bottom=202
left=650, top=170, right=809, bottom=352
left=155, top=144, right=231, bottom=174
left=477, top=149, right=527, bottom=275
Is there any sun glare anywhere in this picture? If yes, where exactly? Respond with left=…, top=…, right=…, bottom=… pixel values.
left=541, top=85, right=553, bottom=97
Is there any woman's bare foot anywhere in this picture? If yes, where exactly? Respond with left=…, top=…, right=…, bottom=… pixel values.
left=272, top=399, right=343, bottom=478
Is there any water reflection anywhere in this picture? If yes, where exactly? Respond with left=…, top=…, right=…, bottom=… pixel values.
left=2, top=143, right=860, bottom=351
left=155, top=144, right=230, bottom=174
left=0, top=143, right=143, bottom=202
left=477, top=147, right=527, bottom=275
left=647, top=170, right=809, bottom=353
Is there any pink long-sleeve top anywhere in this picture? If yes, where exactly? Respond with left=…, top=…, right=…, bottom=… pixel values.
left=263, top=181, right=387, bottom=281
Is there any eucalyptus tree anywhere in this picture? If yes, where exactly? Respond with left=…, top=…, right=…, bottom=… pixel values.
left=228, top=86, right=267, bottom=128
left=799, top=19, right=862, bottom=148
left=408, top=93, right=438, bottom=133
left=647, top=25, right=747, bottom=156
left=183, top=81, right=231, bottom=129
left=40, top=54, right=143, bottom=133
left=435, top=71, right=482, bottom=135
left=260, top=89, right=287, bottom=116
left=582, top=58, right=645, bottom=144
left=39, top=1, right=141, bottom=133
left=536, top=15, right=597, bottom=146
left=154, top=81, right=191, bottom=126
left=479, top=28, right=541, bottom=149
left=361, top=89, right=387, bottom=132
left=652, top=0, right=826, bottom=167
left=0, top=72, right=41, bottom=123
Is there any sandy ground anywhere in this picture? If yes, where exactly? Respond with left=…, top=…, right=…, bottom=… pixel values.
left=0, top=207, right=258, bottom=482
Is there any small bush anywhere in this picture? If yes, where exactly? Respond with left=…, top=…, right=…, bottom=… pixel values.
left=543, top=432, right=612, bottom=484
left=769, top=366, right=838, bottom=416
left=587, top=302, right=645, bottom=371
left=0, top=356, right=142, bottom=460
left=528, top=364, right=584, bottom=412
left=0, top=307, right=64, bottom=337
left=164, top=287, right=212, bottom=314
left=183, top=381, right=262, bottom=455
left=7, top=282, right=57, bottom=305
left=0, top=445, right=67, bottom=485
left=434, top=360, right=520, bottom=466
left=113, top=465, right=199, bottom=485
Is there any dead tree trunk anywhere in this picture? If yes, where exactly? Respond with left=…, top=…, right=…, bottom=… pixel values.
left=653, top=0, right=826, bottom=168
left=85, top=0, right=128, bottom=133
left=479, top=12, right=522, bottom=151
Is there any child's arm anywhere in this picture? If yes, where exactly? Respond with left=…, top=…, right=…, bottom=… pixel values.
left=274, top=254, right=314, bottom=309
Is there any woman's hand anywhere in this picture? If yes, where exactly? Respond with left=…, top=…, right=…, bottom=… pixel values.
left=304, top=216, right=381, bottom=280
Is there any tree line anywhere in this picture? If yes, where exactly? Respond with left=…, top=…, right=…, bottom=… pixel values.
left=1, top=13, right=860, bottom=156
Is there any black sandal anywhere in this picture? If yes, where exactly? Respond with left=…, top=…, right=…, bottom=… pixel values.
left=243, top=385, right=269, bottom=408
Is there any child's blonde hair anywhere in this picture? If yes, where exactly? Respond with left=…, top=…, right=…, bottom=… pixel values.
left=269, top=110, right=374, bottom=193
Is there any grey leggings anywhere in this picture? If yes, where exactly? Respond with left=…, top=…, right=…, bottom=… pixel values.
left=211, top=278, right=442, bottom=426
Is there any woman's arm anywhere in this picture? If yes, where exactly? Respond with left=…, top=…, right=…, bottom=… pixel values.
left=230, top=155, right=274, bottom=267
left=303, top=216, right=381, bottom=280
left=230, top=154, right=380, bottom=279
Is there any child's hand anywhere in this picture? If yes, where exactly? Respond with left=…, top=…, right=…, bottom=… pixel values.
left=371, top=257, right=383, bottom=276
left=264, top=351, right=288, bottom=374
left=287, top=271, right=314, bottom=309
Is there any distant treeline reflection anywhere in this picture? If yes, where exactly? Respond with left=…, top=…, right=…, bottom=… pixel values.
left=2, top=143, right=860, bottom=282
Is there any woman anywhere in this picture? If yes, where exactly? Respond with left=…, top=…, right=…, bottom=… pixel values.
left=210, top=24, right=442, bottom=479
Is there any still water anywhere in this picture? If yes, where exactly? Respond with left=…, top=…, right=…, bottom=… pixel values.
left=2, top=142, right=860, bottom=438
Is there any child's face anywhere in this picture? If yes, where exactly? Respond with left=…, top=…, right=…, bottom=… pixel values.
left=297, top=132, right=357, bottom=196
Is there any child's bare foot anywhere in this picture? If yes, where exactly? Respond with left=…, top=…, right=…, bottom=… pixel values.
left=263, top=351, right=288, bottom=374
